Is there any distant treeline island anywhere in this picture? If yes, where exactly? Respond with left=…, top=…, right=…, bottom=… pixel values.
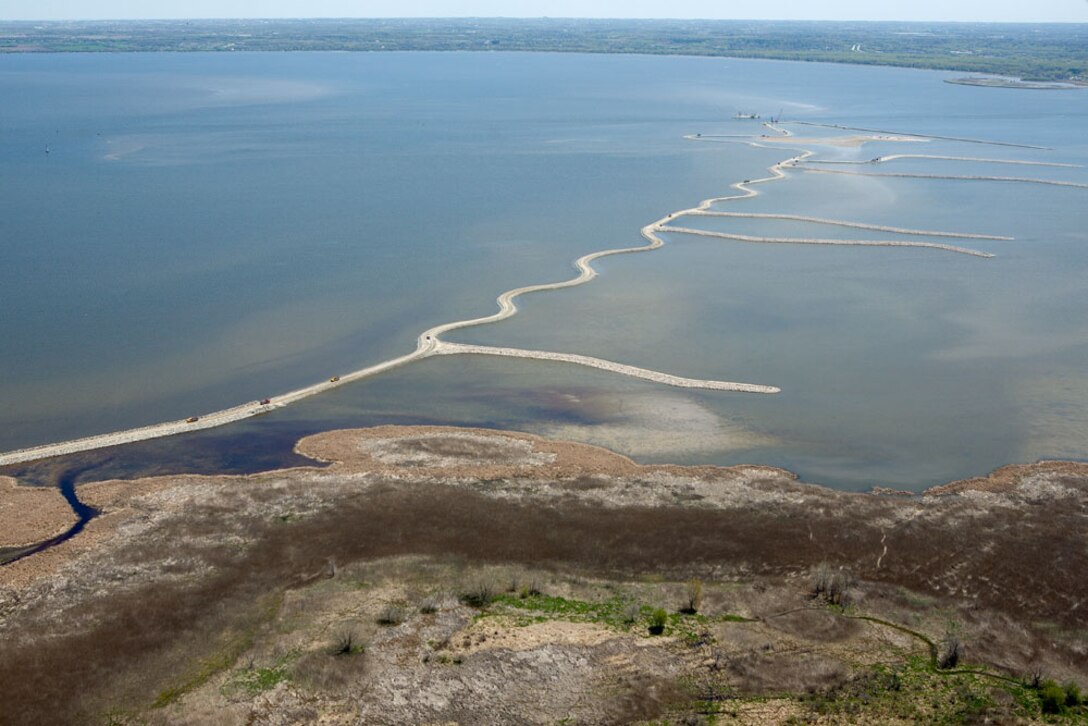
left=1, top=18, right=1085, bottom=84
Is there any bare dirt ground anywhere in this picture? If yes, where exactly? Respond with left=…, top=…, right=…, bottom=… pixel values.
left=1, top=426, right=1086, bottom=724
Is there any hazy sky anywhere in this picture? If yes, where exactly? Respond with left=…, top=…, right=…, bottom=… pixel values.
left=2, top=0, right=1086, bottom=23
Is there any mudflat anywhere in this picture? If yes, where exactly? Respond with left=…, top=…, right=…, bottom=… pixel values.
left=0, top=477, right=74, bottom=548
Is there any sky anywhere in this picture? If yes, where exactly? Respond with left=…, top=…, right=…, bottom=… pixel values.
left=1, top=0, right=1086, bottom=23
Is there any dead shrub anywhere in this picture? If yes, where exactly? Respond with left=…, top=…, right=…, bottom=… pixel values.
left=810, top=563, right=855, bottom=607
left=680, top=578, right=703, bottom=614
left=333, top=631, right=364, bottom=656
left=938, top=629, right=964, bottom=670
left=520, top=578, right=543, bottom=598
left=460, top=581, right=495, bottom=608
left=376, top=604, right=405, bottom=626
left=940, top=635, right=966, bottom=670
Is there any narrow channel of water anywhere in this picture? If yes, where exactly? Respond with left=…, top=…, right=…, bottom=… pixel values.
left=0, top=469, right=98, bottom=566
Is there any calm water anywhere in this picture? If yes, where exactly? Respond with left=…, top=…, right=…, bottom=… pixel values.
left=1, top=52, right=1086, bottom=490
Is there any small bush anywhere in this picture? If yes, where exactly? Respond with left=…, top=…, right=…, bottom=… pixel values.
left=419, top=596, right=440, bottom=615
left=1064, top=681, right=1083, bottom=707
left=460, top=581, right=495, bottom=608
left=1027, top=668, right=1044, bottom=690
left=333, top=632, right=363, bottom=657
left=648, top=608, right=668, bottom=636
left=376, top=604, right=405, bottom=626
left=938, top=631, right=963, bottom=670
left=810, top=563, right=854, bottom=607
left=1040, top=680, right=1067, bottom=714
left=622, top=602, right=641, bottom=625
left=680, top=578, right=703, bottom=615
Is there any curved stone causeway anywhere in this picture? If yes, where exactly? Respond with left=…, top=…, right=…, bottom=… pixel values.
left=683, top=210, right=1012, bottom=241
left=431, top=341, right=780, bottom=394
left=657, top=225, right=995, bottom=258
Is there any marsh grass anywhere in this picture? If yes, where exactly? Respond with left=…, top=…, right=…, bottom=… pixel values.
left=3, top=479, right=1084, bottom=724
left=460, top=581, right=496, bottom=608
left=221, top=652, right=296, bottom=696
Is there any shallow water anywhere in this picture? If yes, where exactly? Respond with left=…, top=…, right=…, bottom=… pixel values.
left=1, top=52, right=1086, bottom=490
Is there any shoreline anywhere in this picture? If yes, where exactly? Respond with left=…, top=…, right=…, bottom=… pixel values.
left=4, top=423, right=1088, bottom=579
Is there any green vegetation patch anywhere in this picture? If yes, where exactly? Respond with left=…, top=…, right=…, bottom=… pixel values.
left=490, top=593, right=632, bottom=628
left=804, top=656, right=1038, bottom=723
left=152, top=633, right=254, bottom=708
left=221, top=652, right=297, bottom=696
left=1037, top=679, right=1087, bottom=717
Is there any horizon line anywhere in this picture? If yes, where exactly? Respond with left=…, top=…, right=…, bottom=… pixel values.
left=4, top=17, right=1087, bottom=25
